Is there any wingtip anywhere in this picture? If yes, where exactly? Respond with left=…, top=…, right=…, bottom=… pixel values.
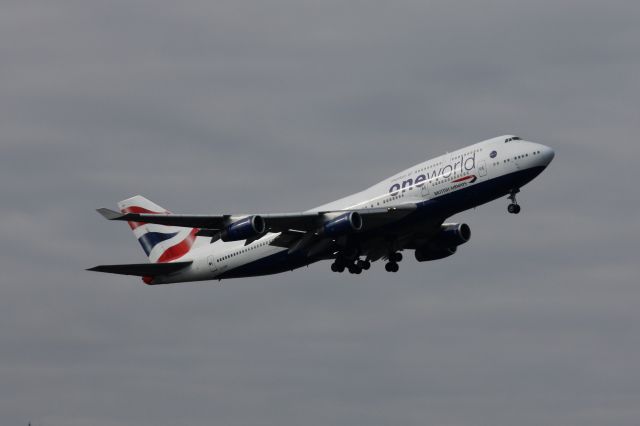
left=96, top=208, right=123, bottom=220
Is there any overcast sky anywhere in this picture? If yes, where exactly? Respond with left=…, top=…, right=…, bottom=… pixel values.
left=1, top=1, right=639, bottom=425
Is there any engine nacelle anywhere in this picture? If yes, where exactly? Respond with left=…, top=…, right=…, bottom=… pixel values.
left=221, top=215, right=266, bottom=242
left=434, top=223, right=471, bottom=247
left=415, top=246, right=457, bottom=262
left=414, top=223, right=471, bottom=262
left=323, top=212, right=363, bottom=237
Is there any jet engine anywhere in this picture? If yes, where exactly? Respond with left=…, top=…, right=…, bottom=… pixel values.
left=414, top=223, right=471, bottom=262
left=323, top=212, right=363, bottom=237
left=221, top=215, right=266, bottom=242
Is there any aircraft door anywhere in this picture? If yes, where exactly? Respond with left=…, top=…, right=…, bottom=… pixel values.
left=207, top=254, right=218, bottom=273
left=478, top=160, right=487, bottom=177
left=420, top=180, right=429, bottom=199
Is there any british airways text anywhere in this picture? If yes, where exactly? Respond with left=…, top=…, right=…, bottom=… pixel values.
left=389, top=153, right=476, bottom=195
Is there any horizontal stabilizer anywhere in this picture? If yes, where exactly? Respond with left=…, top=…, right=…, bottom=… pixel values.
left=96, top=208, right=125, bottom=220
left=87, top=261, right=192, bottom=277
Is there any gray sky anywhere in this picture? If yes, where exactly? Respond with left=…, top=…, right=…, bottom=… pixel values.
left=1, top=0, right=639, bottom=425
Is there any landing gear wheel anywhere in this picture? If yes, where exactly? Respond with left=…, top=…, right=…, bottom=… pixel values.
left=391, top=252, right=403, bottom=263
left=507, top=189, right=521, bottom=214
left=331, top=262, right=345, bottom=273
left=348, top=264, right=363, bottom=274
left=357, top=260, right=371, bottom=270
left=508, top=203, right=521, bottom=214
left=385, top=262, right=399, bottom=272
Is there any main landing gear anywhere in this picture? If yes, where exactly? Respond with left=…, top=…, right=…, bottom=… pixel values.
left=330, top=251, right=403, bottom=274
left=507, top=189, right=521, bottom=214
left=384, top=252, right=402, bottom=273
left=331, top=257, right=371, bottom=274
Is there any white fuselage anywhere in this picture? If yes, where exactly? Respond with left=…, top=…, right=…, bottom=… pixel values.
left=155, top=135, right=554, bottom=283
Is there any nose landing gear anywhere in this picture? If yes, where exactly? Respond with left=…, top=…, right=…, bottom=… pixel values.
left=507, top=189, right=521, bottom=214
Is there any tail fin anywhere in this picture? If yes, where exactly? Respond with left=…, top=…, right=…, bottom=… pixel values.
left=117, top=195, right=201, bottom=263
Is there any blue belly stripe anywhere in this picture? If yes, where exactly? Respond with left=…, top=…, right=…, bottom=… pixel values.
left=217, top=166, right=547, bottom=279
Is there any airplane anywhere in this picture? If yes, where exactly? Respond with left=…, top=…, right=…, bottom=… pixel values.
left=89, top=135, right=554, bottom=284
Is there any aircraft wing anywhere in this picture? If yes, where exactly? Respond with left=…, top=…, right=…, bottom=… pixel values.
left=96, top=204, right=417, bottom=233
left=96, top=208, right=231, bottom=229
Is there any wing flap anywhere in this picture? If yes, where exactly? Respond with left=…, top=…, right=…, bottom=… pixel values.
left=352, top=204, right=417, bottom=228
left=87, top=261, right=192, bottom=277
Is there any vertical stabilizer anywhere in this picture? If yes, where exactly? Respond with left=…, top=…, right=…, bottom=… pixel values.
left=117, top=195, right=201, bottom=263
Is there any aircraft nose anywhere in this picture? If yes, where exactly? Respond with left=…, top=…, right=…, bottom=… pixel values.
left=539, top=144, right=555, bottom=166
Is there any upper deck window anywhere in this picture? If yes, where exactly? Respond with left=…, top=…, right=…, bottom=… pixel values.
left=504, top=136, right=521, bottom=143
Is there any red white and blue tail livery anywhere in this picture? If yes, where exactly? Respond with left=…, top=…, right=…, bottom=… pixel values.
left=118, top=196, right=203, bottom=264
left=89, top=135, right=554, bottom=284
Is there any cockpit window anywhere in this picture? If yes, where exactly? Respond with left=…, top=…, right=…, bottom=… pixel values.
left=504, top=136, right=521, bottom=143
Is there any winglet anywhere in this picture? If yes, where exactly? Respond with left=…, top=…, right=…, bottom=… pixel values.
left=96, top=208, right=124, bottom=220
